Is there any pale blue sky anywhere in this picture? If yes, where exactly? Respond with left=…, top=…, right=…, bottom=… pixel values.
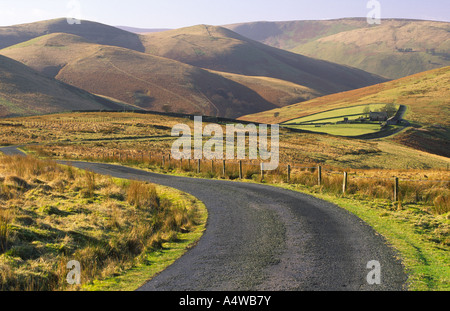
left=0, top=0, right=448, bottom=28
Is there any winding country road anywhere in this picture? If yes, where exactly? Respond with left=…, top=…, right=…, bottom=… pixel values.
left=1, top=147, right=407, bottom=291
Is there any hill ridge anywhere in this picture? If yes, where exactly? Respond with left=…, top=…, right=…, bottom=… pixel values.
left=0, top=54, right=135, bottom=117
left=0, top=18, right=145, bottom=52
left=1, top=21, right=386, bottom=118
left=226, top=19, right=450, bottom=79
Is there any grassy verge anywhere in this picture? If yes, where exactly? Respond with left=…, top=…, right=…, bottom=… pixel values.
left=0, top=155, right=207, bottom=291
left=82, top=212, right=206, bottom=291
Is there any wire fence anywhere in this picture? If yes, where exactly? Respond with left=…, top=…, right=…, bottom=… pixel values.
left=43, top=148, right=450, bottom=185
left=25, top=145, right=450, bottom=212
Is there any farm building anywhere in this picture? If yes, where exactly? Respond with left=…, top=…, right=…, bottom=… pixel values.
left=369, top=111, right=388, bottom=121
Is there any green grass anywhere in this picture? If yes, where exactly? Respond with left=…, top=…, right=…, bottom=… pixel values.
left=240, top=66, right=449, bottom=158
left=284, top=123, right=385, bottom=136
left=9, top=110, right=447, bottom=170
left=1, top=36, right=43, bottom=50
left=312, top=195, right=450, bottom=291
left=283, top=104, right=393, bottom=124
left=241, top=66, right=449, bottom=127
left=82, top=211, right=207, bottom=291
left=79, top=184, right=208, bottom=292
left=0, top=155, right=208, bottom=291
left=0, top=98, right=30, bottom=116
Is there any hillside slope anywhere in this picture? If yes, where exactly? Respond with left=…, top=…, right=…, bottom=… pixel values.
left=0, top=33, right=102, bottom=78
left=2, top=26, right=380, bottom=118
left=0, top=55, right=133, bottom=117
left=56, top=45, right=281, bottom=117
left=0, top=18, right=145, bottom=52
left=226, top=18, right=450, bottom=79
left=0, top=19, right=387, bottom=118
left=206, top=69, right=322, bottom=108
left=140, top=25, right=387, bottom=94
left=240, top=66, right=450, bottom=157
left=0, top=32, right=284, bottom=117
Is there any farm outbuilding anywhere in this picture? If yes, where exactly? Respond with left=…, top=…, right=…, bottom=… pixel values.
left=369, top=111, right=388, bottom=121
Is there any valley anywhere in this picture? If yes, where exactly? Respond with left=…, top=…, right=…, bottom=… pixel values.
left=0, top=13, right=449, bottom=292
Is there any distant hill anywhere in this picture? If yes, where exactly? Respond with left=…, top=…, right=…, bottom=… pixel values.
left=0, top=33, right=282, bottom=117
left=240, top=66, right=450, bottom=157
left=226, top=18, right=450, bottom=79
left=140, top=25, right=387, bottom=94
left=0, top=18, right=145, bottom=52
left=55, top=45, right=281, bottom=117
left=0, top=19, right=387, bottom=118
left=0, top=55, right=134, bottom=118
left=205, top=69, right=322, bottom=108
left=0, top=33, right=102, bottom=78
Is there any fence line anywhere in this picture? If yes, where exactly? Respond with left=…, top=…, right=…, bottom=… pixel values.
left=72, top=150, right=450, bottom=185
left=27, top=146, right=450, bottom=204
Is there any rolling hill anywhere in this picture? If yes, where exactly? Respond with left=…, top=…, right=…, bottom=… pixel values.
left=0, top=20, right=387, bottom=118
left=205, top=69, right=322, bottom=108
left=240, top=66, right=450, bottom=157
left=55, top=45, right=281, bottom=117
left=0, top=18, right=145, bottom=52
left=140, top=24, right=386, bottom=94
left=226, top=18, right=450, bottom=79
left=0, top=55, right=134, bottom=118
left=0, top=33, right=103, bottom=78
left=0, top=33, right=281, bottom=117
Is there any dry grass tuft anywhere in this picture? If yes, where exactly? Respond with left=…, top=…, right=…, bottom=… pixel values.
left=0, top=155, right=200, bottom=291
left=127, top=181, right=159, bottom=210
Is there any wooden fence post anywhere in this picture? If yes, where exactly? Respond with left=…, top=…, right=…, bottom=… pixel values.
left=394, top=177, right=399, bottom=201
left=211, top=160, right=214, bottom=173
left=318, top=166, right=322, bottom=186
left=239, top=160, right=243, bottom=179
left=261, top=163, right=265, bottom=180
left=287, top=165, right=291, bottom=183
left=197, top=159, right=201, bottom=174
left=343, top=172, right=348, bottom=194
left=222, top=160, right=226, bottom=177
left=162, top=156, right=165, bottom=167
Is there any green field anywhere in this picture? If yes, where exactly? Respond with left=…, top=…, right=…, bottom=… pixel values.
left=283, top=104, right=397, bottom=124
left=285, top=123, right=387, bottom=136
left=282, top=104, right=401, bottom=137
